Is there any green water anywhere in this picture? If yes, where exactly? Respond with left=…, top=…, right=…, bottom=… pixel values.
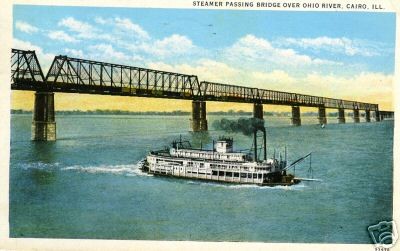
left=9, top=114, right=393, bottom=243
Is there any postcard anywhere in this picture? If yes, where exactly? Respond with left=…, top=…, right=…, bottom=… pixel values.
left=0, top=0, right=398, bottom=250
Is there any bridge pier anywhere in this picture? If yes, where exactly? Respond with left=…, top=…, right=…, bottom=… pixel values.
left=32, top=92, right=56, bottom=141
left=353, top=109, right=360, bottom=123
left=191, top=100, right=208, bottom=132
left=375, top=110, right=381, bottom=122
left=253, top=103, right=263, bottom=120
left=365, top=110, right=371, bottom=122
left=338, top=108, right=345, bottom=124
left=291, top=106, right=301, bottom=126
left=318, top=106, right=327, bottom=125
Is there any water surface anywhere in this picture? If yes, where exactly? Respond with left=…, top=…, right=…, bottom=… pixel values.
left=10, top=114, right=393, bottom=243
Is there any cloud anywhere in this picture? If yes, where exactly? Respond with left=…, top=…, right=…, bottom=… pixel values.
left=250, top=70, right=296, bottom=86
left=15, top=20, right=38, bottom=34
left=65, top=48, right=84, bottom=58
left=88, top=44, right=129, bottom=63
left=94, top=17, right=108, bottom=25
left=54, top=17, right=198, bottom=60
left=300, top=72, right=393, bottom=109
left=48, top=30, right=78, bottom=43
left=147, top=59, right=238, bottom=84
left=224, top=35, right=340, bottom=70
left=303, top=72, right=393, bottom=97
left=114, top=17, right=150, bottom=40
left=146, top=59, right=393, bottom=109
left=141, top=34, right=195, bottom=57
left=147, top=59, right=296, bottom=89
left=280, top=36, right=382, bottom=57
left=58, top=17, right=94, bottom=39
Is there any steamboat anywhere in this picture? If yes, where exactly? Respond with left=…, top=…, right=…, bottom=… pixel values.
left=141, top=128, right=312, bottom=186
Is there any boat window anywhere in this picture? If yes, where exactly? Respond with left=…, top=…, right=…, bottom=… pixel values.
left=241, top=173, right=247, bottom=178
left=219, top=171, right=225, bottom=176
left=258, top=174, right=262, bottom=179
left=234, top=172, right=239, bottom=177
left=226, top=172, right=232, bottom=177
left=212, top=170, right=217, bottom=176
left=247, top=173, right=252, bottom=178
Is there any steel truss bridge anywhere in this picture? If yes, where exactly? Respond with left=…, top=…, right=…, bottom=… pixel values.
left=11, top=49, right=383, bottom=111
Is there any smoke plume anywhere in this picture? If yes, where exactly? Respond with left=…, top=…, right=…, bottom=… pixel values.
left=212, top=118, right=265, bottom=136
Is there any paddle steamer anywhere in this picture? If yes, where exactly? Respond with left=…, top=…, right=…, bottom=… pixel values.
left=141, top=129, right=306, bottom=186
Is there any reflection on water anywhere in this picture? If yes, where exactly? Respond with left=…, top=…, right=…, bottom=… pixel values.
left=31, top=169, right=56, bottom=185
left=30, top=141, right=57, bottom=163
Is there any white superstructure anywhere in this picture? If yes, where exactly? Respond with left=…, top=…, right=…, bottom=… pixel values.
left=142, top=137, right=298, bottom=186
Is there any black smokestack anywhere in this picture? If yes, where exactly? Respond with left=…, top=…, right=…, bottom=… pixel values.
left=212, top=117, right=265, bottom=136
left=253, top=129, right=257, bottom=161
left=213, top=117, right=266, bottom=161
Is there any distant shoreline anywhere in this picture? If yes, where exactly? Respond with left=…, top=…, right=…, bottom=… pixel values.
left=11, top=109, right=360, bottom=117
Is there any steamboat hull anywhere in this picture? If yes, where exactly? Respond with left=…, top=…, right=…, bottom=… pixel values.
left=141, top=158, right=300, bottom=187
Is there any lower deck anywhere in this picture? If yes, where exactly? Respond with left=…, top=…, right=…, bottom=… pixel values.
left=145, top=164, right=299, bottom=186
left=148, top=168, right=264, bottom=184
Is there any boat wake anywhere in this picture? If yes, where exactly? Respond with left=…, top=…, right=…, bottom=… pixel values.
left=14, top=161, right=61, bottom=170
left=61, top=160, right=151, bottom=177
left=15, top=160, right=151, bottom=177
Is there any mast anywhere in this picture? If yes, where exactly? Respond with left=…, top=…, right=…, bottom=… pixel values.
left=285, top=146, right=287, bottom=163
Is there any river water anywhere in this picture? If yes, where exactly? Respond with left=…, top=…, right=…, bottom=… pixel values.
left=9, top=114, right=393, bottom=243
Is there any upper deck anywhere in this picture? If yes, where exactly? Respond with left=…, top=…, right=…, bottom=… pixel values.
left=169, top=148, right=248, bottom=162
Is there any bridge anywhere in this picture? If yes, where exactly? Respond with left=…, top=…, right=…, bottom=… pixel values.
left=11, top=49, right=394, bottom=141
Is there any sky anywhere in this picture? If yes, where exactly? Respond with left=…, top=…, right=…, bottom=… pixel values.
left=12, top=5, right=396, bottom=111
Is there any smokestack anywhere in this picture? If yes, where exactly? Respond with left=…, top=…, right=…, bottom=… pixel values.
left=212, top=117, right=267, bottom=162
left=253, top=128, right=267, bottom=162
left=253, top=129, right=257, bottom=162
left=263, top=128, right=267, bottom=161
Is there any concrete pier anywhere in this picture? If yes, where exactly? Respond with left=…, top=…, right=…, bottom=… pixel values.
left=318, top=106, right=327, bottom=125
left=191, top=100, right=208, bottom=132
left=32, top=92, right=56, bottom=141
left=375, top=110, right=381, bottom=122
left=338, top=108, right=345, bottom=124
left=291, top=106, right=301, bottom=126
left=365, top=110, right=371, bottom=122
left=253, top=103, right=263, bottom=120
left=353, top=109, right=360, bottom=123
